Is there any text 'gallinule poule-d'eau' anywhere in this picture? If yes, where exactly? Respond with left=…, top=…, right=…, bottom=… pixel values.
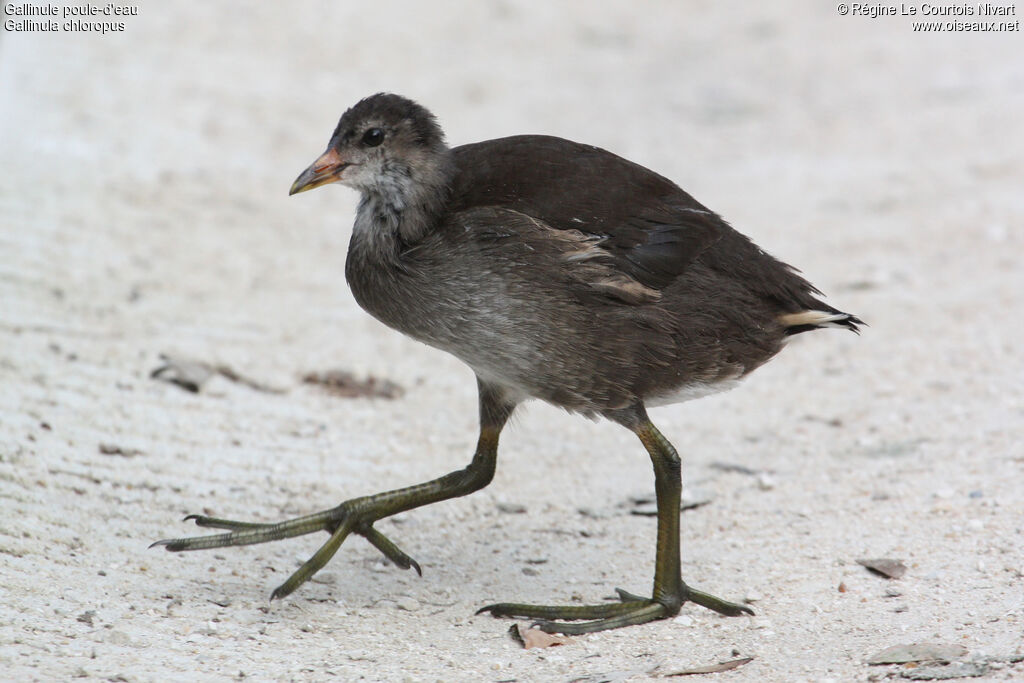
left=154, top=93, right=861, bottom=634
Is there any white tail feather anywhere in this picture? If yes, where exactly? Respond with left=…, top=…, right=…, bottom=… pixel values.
left=778, top=310, right=850, bottom=329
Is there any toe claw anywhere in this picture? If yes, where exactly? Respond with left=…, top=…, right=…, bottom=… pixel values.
left=529, top=619, right=557, bottom=633
left=476, top=603, right=505, bottom=617
left=614, top=587, right=646, bottom=602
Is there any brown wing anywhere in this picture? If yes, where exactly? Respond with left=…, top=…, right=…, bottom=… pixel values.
left=455, top=206, right=662, bottom=306
left=449, top=135, right=723, bottom=290
left=449, top=135, right=848, bottom=318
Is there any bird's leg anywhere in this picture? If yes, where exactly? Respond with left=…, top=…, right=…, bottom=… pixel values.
left=152, top=380, right=516, bottom=601
left=478, top=409, right=752, bottom=634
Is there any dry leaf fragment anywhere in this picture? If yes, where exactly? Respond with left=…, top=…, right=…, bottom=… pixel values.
left=708, top=462, right=760, bottom=475
left=523, top=628, right=569, bottom=649
left=627, top=488, right=713, bottom=515
left=98, top=443, right=144, bottom=458
left=664, top=657, right=753, bottom=676
left=508, top=623, right=570, bottom=649
left=302, top=370, right=404, bottom=399
left=867, top=643, right=969, bottom=665
left=152, top=353, right=286, bottom=394
left=857, top=558, right=908, bottom=579
left=151, top=354, right=214, bottom=392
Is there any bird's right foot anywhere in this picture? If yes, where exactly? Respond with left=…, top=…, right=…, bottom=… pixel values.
left=478, top=584, right=752, bottom=635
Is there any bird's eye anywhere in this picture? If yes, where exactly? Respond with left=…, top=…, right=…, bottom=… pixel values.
left=362, top=128, right=385, bottom=147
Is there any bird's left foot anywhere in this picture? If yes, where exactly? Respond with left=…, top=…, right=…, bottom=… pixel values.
left=150, top=508, right=421, bottom=600
left=477, top=585, right=752, bottom=635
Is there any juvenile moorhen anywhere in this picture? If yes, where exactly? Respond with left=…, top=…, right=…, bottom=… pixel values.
left=154, top=93, right=861, bottom=634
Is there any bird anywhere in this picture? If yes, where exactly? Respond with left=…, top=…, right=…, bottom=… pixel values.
left=153, top=92, right=861, bottom=634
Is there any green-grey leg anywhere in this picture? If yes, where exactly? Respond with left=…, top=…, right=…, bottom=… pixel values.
left=478, top=405, right=752, bottom=634
left=152, top=379, right=516, bottom=600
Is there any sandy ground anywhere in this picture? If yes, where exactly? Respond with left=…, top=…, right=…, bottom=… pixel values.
left=2, top=2, right=1023, bottom=681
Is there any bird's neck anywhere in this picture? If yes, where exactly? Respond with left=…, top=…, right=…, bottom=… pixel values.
left=350, top=151, right=454, bottom=263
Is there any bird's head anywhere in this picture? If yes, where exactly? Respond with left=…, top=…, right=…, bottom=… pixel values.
left=289, top=93, right=448, bottom=199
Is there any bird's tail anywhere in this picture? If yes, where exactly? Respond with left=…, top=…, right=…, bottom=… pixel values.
left=778, top=309, right=863, bottom=336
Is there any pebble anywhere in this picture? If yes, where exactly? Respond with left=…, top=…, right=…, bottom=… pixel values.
left=744, top=590, right=763, bottom=603
left=396, top=597, right=420, bottom=612
left=967, top=519, right=984, bottom=531
left=673, top=615, right=694, bottom=626
left=107, top=630, right=140, bottom=647
left=312, top=572, right=338, bottom=585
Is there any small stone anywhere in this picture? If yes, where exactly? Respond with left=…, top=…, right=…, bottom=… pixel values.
left=311, top=572, right=338, bottom=585
left=857, top=558, right=907, bottom=579
left=967, top=519, right=984, bottom=531
left=867, top=642, right=968, bottom=665
left=396, top=597, right=420, bottom=612
left=744, top=590, right=763, bottom=603
left=902, top=661, right=988, bottom=679
left=673, top=615, right=694, bottom=627
left=756, top=473, right=776, bottom=490
left=521, top=567, right=539, bottom=576
left=106, top=630, right=139, bottom=647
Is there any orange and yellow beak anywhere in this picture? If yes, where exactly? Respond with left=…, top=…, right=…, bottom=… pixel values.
left=289, top=148, right=350, bottom=195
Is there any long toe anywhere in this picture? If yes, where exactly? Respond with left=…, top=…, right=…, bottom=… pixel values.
left=478, top=599, right=650, bottom=621
left=684, top=584, right=755, bottom=617
left=531, top=601, right=669, bottom=635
